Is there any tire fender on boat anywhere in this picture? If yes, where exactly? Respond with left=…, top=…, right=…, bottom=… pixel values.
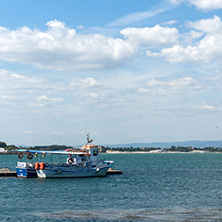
left=27, top=153, right=33, bottom=160
left=18, top=152, right=23, bottom=159
left=68, top=158, right=73, bottom=164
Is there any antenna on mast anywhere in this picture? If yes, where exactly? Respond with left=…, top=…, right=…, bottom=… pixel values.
left=84, top=123, right=93, bottom=144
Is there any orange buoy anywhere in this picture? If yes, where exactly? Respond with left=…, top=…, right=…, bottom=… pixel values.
left=35, top=162, right=40, bottom=170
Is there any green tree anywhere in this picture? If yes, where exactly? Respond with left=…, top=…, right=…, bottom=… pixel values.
left=6, top=145, right=17, bottom=150
left=0, top=141, right=7, bottom=148
left=169, top=146, right=176, bottom=151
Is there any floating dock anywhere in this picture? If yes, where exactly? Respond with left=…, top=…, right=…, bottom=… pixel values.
left=107, top=168, right=122, bottom=175
left=0, top=168, right=17, bottom=177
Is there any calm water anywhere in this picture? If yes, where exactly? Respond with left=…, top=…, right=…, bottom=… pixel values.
left=1, top=153, right=222, bottom=221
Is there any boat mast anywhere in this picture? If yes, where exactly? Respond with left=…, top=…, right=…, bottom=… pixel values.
left=86, top=132, right=93, bottom=144
left=85, top=124, right=93, bottom=144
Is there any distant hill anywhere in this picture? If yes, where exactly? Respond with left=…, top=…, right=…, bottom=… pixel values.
left=106, top=141, right=222, bottom=148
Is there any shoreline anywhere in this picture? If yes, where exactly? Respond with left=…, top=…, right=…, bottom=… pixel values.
left=1, top=151, right=221, bottom=155
left=105, top=151, right=217, bottom=154
left=0, top=152, right=17, bottom=155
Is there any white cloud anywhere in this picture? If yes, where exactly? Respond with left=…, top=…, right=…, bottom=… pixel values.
left=0, top=69, right=132, bottom=113
left=90, top=93, right=99, bottom=98
left=49, top=131, right=64, bottom=135
left=37, top=95, right=64, bottom=103
left=137, top=88, right=150, bottom=93
left=147, top=76, right=195, bottom=88
left=70, top=77, right=103, bottom=89
left=108, top=7, right=170, bottom=27
left=169, top=0, right=222, bottom=10
left=147, top=44, right=204, bottom=63
left=161, top=20, right=178, bottom=26
left=76, top=25, right=85, bottom=30
left=138, top=76, right=202, bottom=95
left=24, top=131, right=34, bottom=134
left=196, top=104, right=217, bottom=111
left=189, top=0, right=222, bottom=11
left=0, top=69, right=46, bottom=95
left=121, top=25, right=179, bottom=46
left=169, top=0, right=184, bottom=5
left=187, top=15, right=222, bottom=33
left=0, top=69, right=66, bottom=110
left=0, top=69, right=45, bottom=85
left=0, top=20, right=137, bottom=71
left=1, top=95, right=17, bottom=100
left=186, top=30, right=203, bottom=40
left=69, top=77, right=119, bottom=107
left=147, top=16, right=222, bottom=63
left=34, top=95, right=65, bottom=107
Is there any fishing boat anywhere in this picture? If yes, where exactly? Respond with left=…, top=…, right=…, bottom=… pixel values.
left=16, top=149, right=112, bottom=178
left=16, top=134, right=113, bottom=178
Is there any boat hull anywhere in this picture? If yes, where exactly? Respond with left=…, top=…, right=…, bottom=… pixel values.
left=37, top=166, right=109, bottom=178
left=16, top=167, right=37, bottom=178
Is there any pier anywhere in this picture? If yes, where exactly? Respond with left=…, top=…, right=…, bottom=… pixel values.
left=0, top=168, right=17, bottom=177
left=107, top=168, right=122, bottom=175
left=0, top=167, right=121, bottom=177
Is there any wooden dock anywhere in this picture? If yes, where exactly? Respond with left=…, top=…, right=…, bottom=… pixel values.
left=0, top=168, right=17, bottom=177
left=107, top=168, right=122, bottom=175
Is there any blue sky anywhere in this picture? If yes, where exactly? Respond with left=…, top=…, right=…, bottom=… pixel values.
left=1, top=0, right=222, bottom=146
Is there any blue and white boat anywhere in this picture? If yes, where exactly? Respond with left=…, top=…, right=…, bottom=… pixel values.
left=16, top=141, right=113, bottom=178
left=37, top=151, right=110, bottom=178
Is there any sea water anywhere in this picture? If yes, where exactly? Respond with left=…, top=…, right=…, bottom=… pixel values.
left=1, top=153, right=222, bottom=221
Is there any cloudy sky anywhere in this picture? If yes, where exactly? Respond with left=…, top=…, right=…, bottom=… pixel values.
left=1, top=0, right=222, bottom=146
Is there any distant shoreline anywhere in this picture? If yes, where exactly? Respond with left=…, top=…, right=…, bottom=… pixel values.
left=0, top=152, right=17, bottom=155
left=1, top=150, right=222, bottom=155
left=105, top=151, right=219, bottom=154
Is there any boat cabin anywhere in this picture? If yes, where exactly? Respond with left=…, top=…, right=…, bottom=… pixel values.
left=82, top=144, right=100, bottom=163
left=66, top=154, right=91, bottom=168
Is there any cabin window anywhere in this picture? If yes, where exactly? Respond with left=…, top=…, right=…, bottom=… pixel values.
left=81, top=157, right=86, bottom=161
left=93, top=150, right=98, bottom=156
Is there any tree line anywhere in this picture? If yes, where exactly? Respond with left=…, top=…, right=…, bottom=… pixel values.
left=0, top=141, right=72, bottom=151
left=105, top=146, right=222, bottom=153
left=1, top=140, right=222, bottom=153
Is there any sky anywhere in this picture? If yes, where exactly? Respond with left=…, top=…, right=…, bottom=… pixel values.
left=1, top=0, right=222, bottom=146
